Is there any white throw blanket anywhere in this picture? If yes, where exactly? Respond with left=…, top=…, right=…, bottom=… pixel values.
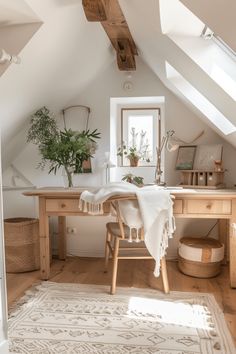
left=79, top=182, right=176, bottom=277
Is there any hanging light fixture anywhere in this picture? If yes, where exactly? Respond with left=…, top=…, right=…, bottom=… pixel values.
left=0, top=49, right=21, bottom=64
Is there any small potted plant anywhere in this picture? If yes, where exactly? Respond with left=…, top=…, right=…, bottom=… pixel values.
left=122, top=173, right=144, bottom=187
left=117, top=128, right=150, bottom=167
left=27, top=107, right=100, bottom=187
left=117, top=145, right=140, bottom=167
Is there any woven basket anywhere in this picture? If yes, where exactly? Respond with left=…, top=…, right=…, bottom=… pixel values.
left=4, top=217, right=40, bottom=273
left=178, top=237, right=224, bottom=278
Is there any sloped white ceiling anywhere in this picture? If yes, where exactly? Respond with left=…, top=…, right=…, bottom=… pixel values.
left=180, top=0, right=236, bottom=52
left=119, top=0, right=236, bottom=147
left=0, top=0, right=39, bottom=26
left=0, top=0, right=114, bottom=167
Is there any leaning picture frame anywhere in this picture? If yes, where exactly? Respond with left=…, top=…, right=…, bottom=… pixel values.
left=193, top=144, right=223, bottom=170
left=175, top=145, right=196, bottom=170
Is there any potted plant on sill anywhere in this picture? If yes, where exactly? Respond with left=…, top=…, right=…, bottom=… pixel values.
left=27, top=107, right=100, bottom=187
left=117, top=127, right=150, bottom=167
left=117, top=145, right=140, bottom=167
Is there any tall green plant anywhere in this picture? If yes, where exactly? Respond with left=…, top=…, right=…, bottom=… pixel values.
left=27, top=107, right=100, bottom=187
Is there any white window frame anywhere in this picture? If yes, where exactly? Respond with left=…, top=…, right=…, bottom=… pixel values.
left=120, top=108, right=161, bottom=166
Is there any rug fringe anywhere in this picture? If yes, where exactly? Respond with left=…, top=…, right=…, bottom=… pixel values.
left=8, top=281, right=43, bottom=316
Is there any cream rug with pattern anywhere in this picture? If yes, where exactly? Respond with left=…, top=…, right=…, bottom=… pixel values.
left=8, top=282, right=235, bottom=354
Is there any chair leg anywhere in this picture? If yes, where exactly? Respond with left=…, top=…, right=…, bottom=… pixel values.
left=110, top=237, right=119, bottom=295
left=160, top=257, right=170, bottom=294
left=104, top=231, right=111, bottom=272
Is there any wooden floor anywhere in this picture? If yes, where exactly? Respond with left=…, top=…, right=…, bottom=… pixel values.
left=6, top=257, right=236, bottom=345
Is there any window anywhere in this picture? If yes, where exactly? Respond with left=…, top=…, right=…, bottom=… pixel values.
left=166, top=62, right=236, bottom=135
left=120, top=108, right=160, bottom=166
left=160, top=0, right=236, bottom=102
left=202, top=26, right=236, bottom=60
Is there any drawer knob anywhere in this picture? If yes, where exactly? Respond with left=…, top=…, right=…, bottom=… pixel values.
left=61, top=203, right=66, bottom=208
left=206, top=204, right=212, bottom=209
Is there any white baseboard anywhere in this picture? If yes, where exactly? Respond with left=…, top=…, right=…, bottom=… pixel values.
left=53, top=248, right=178, bottom=260
left=52, top=248, right=105, bottom=258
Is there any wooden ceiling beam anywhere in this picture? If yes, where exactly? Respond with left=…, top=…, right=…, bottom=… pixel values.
left=82, top=0, right=107, bottom=22
left=116, top=38, right=136, bottom=71
left=82, top=0, right=137, bottom=71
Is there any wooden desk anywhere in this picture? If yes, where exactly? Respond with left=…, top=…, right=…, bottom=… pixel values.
left=24, top=188, right=236, bottom=287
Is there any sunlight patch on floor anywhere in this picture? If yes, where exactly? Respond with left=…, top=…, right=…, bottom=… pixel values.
left=128, top=296, right=211, bottom=330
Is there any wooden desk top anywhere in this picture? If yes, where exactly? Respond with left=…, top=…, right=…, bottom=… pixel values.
left=23, top=187, right=236, bottom=199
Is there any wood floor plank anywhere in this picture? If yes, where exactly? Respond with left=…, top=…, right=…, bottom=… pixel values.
left=6, top=257, right=236, bottom=345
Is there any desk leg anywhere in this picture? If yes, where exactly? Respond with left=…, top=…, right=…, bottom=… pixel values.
left=39, top=197, right=50, bottom=280
left=58, top=216, right=66, bottom=260
left=218, top=219, right=229, bottom=264
left=229, top=200, right=236, bottom=288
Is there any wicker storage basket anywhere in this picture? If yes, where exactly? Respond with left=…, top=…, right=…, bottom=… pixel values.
left=178, top=237, right=224, bottom=278
left=4, top=217, right=40, bottom=273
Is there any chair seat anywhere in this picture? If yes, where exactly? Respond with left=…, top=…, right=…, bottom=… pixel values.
left=106, top=222, right=143, bottom=241
left=106, top=222, right=129, bottom=238
left=104, top=199, right=170, bottom=295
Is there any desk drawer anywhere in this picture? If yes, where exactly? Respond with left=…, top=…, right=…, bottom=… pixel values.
left=173, top=199, right=183, bottom=214
left=46, top=199, right=110, bottom=214
left=185, top=199, right=231, bottom=215
left=46, top=199, right=80, bottom=212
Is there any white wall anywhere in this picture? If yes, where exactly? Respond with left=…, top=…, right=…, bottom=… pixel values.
left=3, top=58, right=236, bottom=259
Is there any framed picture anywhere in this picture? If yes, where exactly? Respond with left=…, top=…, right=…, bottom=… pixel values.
left=193, top=144, right=223, bottom=170
left=175, top=145, right=196, bottom=170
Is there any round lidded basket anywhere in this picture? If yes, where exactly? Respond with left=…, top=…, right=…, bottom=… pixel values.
left=4, top=217, right=40, bottom=273
left=178, top=237, right=224, bottom=278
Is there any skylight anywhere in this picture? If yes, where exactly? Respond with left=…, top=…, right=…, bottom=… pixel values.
left=166, top=62, right=236, bottom=136
left=211, top=64, right=236, bottom=101
left=160, top=0, right=236, bottom=102
left=213, top=34, right=236, bottom=60
left=201, top=26, right=236, bottom=101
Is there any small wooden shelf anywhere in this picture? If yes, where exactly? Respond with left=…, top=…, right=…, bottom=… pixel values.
left=179, top=184, right=225, bottom=190
left=178, top=170, right=225, bottom=189
left=178, top=170, right=225, bottom=173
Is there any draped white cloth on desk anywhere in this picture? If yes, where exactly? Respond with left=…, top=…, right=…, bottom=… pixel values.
left=79, top=182, right=176, bottom=276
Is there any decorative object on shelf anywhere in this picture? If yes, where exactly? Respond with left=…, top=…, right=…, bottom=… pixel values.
left=193, top=144, right=223, bottom=170
left=122, top=173, right=144, bottom=187
left=117, top=127, right=150, bottom=167
left=27, top=107, right=100, bottom=187
left=175, top=145, right=197, bottom=170
left=214, top=160, right=223, bottom=172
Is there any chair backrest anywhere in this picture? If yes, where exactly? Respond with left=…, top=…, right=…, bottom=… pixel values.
left=110, top=195, right=144, bottom=242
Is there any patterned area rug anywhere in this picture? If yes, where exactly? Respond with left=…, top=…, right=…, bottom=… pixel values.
left=8, top=282, right=235, bottom=354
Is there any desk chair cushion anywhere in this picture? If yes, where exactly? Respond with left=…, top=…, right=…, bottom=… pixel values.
left=106, top=222, right=144, bottom=242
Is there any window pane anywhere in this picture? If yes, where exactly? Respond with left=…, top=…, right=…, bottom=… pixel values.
left=121, top=108, right=159, bottom=166
left=128, top=115, right=154, bottom=162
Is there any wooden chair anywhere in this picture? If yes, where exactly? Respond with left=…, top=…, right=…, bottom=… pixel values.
left=104, top=195, right=170, bottom=295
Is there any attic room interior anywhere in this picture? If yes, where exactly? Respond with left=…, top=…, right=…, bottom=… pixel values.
left=0, top=0, right=236, bottom=353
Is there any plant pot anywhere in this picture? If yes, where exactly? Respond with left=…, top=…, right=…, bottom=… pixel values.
left=129, top=157, right=139, bottom=167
